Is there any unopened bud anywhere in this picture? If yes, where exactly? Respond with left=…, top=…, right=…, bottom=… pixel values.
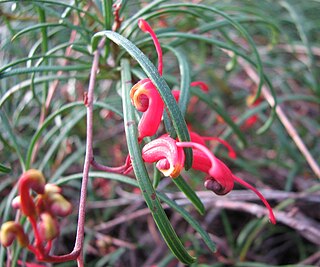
left=49, top=193, right=72, bottom=217
left=38, top=213, right=59, bottom=241
left=45, top=183, right=62, bottom=194
left=0, top=221, right=29, bottom=247
left=11, top=196, right=21, bottom=209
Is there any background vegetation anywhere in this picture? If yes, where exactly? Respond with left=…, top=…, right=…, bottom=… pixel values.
left=0, top=0, right=319, bottom=266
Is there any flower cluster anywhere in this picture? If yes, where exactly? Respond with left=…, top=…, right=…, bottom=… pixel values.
left=0, top=169, right=73, bottom=261
left=130, top=19, right=276, bottom=224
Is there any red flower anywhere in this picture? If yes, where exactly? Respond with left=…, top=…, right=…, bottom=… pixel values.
left=142, top=136, right=276, bottom=224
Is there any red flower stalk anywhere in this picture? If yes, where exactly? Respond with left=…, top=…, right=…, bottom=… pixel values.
left=130, top=19, right=165, bottom=141
left=19, top=169, right=46, bottom=220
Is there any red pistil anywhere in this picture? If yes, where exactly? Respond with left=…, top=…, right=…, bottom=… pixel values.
left=190, top=81, right=209, bottom=92
left=138, top=18, right=163, bottom=75
left=189, top=129, right=237, bottom=159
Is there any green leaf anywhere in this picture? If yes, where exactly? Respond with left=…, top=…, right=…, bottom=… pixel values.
left=0, top=65, right=91, bottom=79
left=91, top=30, right=193, bottom=170
left=0, top=111, right=26, bottom=171
left=55, top=171, right=139, bottom=187
left=0, top=163, right=11, bottom=174
left=164, top=46, right=191, bottom=117
left=191, top=87, right=247, bottom=148
left=157, top=192, right=216, bottom=253
left=11, top=22, right=84, bottom=42
left=0, top=74, right=87, bottom=109
left=172, top=175, right=205, bottom=215
left=120, top=58, right=195, bottom=264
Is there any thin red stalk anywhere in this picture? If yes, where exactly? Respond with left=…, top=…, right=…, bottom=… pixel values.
left=233, top=175, right=276, bottom=224
left=44, top=240, right=52, bottom=255
left=176, top=141, right=218, bottom=167
left=71, top=38, right=106, bottom=262
left=138, top=19, right=163, bottom=75
left=91, top=155, right=131, bottom=173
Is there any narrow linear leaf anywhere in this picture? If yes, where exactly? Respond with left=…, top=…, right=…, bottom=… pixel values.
left=0, top=111, right=26, bottom=171
left=38, top=109, right=87, bottom=171
left=0, top=65, right=90, bottom=79
left=10, top=21, right=89, bottom=42
left=172, top=175, right=205, bottom=215
left=164, top=46, right=191, bottom=117
left=0, top=163, right=11, bottom=174
left=157, top=192, right=216, bottom=253
left=25, top=98, right=120, bottom=170
left=0, top=74, right=87, bottom=109
left=191, top=87, right=247, bottom=148
left=121, top=58, right=195, bottom=264
left=56, top=171, right=139, bottom=187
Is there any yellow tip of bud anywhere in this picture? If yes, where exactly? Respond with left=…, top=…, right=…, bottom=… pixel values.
left=38, top=213, right=59, bottom=241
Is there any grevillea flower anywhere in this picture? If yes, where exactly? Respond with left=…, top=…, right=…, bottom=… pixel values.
left=142, top=135, right=185, bottom=178
left=141, top=136, right=276, bottom=224
left=130, top=19, right=164, bottom=142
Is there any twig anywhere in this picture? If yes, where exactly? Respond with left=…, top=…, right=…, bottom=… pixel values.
left=95, top=207, right=150, bottom=232
left=237, top=57, right=320, bottom=179
left=95, top=188, right=320, bottom=245
left=299, top=251, right=320, bottom=265
left=209, top=199, right=320, bottom=246
left=90, top=230, right=136, bottom=250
